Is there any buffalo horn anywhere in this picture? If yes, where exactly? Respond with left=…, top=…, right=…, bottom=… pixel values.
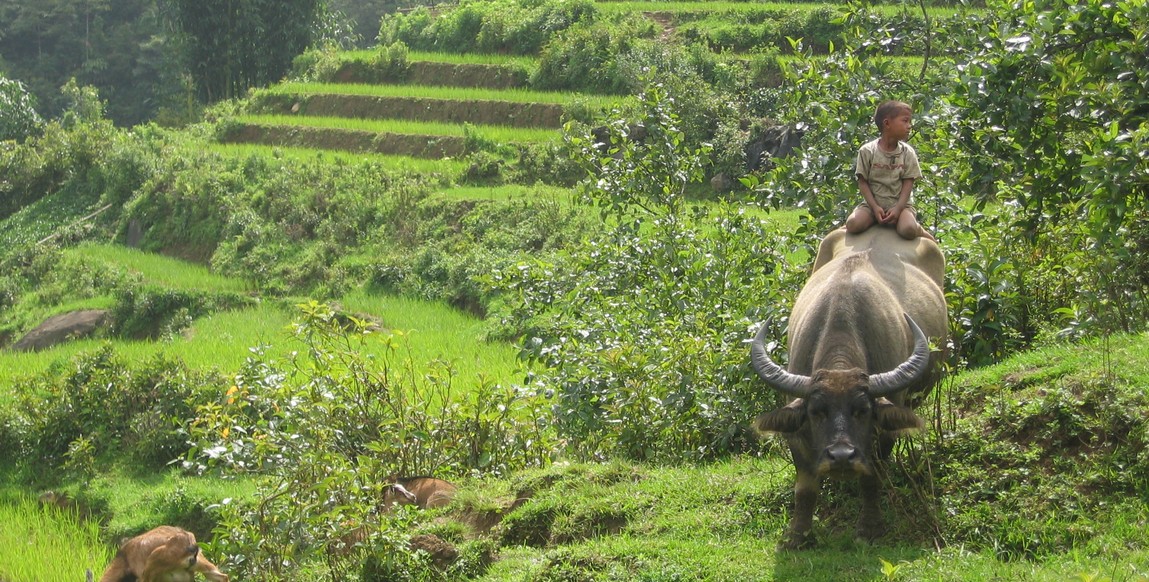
left=749, top=321, right=811, bottom=397
left=868, top=313, right=931, bottom=397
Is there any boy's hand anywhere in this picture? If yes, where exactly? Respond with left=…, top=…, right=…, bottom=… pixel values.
left=880, top=205, right=903, bottom=224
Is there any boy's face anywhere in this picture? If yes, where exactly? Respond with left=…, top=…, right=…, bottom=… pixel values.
left=884, top=110, right=913, bottom=141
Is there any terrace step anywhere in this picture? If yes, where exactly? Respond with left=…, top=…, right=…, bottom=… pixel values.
left=332, top=60, right=530, bottom=91
left=220, top=124, right=467, bottom=159
left=251, top=93, right=565, bottom=129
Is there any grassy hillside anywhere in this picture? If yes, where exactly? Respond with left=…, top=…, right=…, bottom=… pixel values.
left=347, top=331, right=1148, bottom=581
left=10, top=333, right=1145, bottom=581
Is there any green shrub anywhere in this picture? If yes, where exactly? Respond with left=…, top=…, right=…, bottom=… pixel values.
left=379, top=0, right=597, bottom=57
left=7, top=346, right=217, bottom=478
left=110, top=286, right=252, bottom=340
left=0, top=76, right=42, bottom=142
left=491, top=83, right=806, bottom=460
left=186, top=301, right=554, bottom=579
left=532, top=15, right=655, bottom=95
left=378, top=6, right=436, bottom=49
left=289, top=46, right=345, bottom=82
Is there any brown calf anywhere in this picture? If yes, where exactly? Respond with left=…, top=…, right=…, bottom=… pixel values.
left=383, top=476, right=457, bottom=509
left=99, top=525, right=228, bottom=582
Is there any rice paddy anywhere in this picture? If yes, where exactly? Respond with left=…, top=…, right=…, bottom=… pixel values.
left=0, top=496, right=112, bottom=582
left=234, top=114, right=562, bottom=143
left=205, top=143, right=471, bottom=174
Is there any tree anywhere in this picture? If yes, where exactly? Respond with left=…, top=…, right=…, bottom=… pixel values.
left=945, top=0, right=1149, bottom=335
left=0, top=75, right=41, bottom=141
left=164, top=0, right=325, bottom=102
left=0, top=0, right=175, bottom=126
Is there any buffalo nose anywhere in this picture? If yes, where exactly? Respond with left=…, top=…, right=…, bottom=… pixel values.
left=826, top=443, right=858, bottom=463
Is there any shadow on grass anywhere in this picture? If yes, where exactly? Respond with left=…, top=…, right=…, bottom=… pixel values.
left=773, top=540, right=931, bottom=582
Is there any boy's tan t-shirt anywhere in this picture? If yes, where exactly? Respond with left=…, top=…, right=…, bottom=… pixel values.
left=854, top=139, right=923, bottom=209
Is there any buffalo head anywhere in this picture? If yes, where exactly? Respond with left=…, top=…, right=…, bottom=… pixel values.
left=751, top=313, right=929, bottom=477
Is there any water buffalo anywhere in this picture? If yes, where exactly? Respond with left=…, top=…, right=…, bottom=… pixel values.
left=751, top=227, right=947, bottom=549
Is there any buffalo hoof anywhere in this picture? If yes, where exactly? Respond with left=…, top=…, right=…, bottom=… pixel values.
left=777, top=530, right=816, bottom=551
left=855, top=522, right=887, bottom=543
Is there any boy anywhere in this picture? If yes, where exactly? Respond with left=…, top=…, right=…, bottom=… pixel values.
left=846, top=100, right=934, bottom=241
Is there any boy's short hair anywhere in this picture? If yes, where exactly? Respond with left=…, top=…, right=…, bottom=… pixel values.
left=873, top=100, right=912, bottom=132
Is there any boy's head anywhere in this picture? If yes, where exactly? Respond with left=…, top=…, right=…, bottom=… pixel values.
left=873, top=100, right=913, bottom=133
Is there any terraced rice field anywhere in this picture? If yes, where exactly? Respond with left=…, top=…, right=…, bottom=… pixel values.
left=222, top=67, right=611, bottom=157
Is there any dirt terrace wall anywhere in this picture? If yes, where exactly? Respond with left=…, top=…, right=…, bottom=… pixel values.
left=266, top=94, right=564, bottom=128
left=222, top=124, right=466, bottom=158
left=333, top=61, right=530, bottom=91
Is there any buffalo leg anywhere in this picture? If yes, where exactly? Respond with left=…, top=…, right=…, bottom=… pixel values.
left=856, top=472, right=887, bottom=541
left=780, top=472, right=819, bottom=550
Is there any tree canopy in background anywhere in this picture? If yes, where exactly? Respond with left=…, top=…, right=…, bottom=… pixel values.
left=0, top=75, right=41, bottom=141
left=0, top=0, right=328, bottom=125
left=0, top=0, right=179, bottom=126
left=164, top=0, right=324, bottom=102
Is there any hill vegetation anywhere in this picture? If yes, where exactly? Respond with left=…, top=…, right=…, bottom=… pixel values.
left=1, top=0, right=1148, bottom=580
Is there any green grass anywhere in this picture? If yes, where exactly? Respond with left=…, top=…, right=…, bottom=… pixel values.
left=0, top=184, right=105, bottom=250
left=267, top=81, right=625, bottom=107
left=205, top=143, right=470, bottom=175
left=0, top=237, right=526, bottom=396
left=0, top=305, right=293, bottom=393
left=67, top=243, right=248, bottom=293
left=84, top=471, right=260, bottom=544
left=597, top=1, right=969, bottom=17
left=236, top=114, right=561, bottom=143
left=338, top=290, right=525, bottom=386
left=951, top=330, right=1149, bottom=389
left=447, top=452, right=1145, bottom=581
left=0, top=293, right=525, bottom=397
left=7, top=327, right=1149, bottom=581
left=430, top=183, right=577, bottom=202
left=342, top=50, right=538, bottom=69
left=0, top=496, right=111, bottom=582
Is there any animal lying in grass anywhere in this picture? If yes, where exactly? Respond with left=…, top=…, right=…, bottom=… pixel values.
left=329, top=477, right=459, bottom=555
left=99, top=525, right=229, bottom=582
left=383, top=476, right=457, bottom=509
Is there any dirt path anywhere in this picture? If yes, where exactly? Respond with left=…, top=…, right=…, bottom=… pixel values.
left=644, top=11, right=676, bottom=43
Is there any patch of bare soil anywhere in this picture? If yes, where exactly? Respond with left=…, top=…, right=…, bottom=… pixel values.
left=333, top=61, right=529, bottom=91
left=409, top=534, right=459, bottom=569
left=407, top=62, right=530, bottom=90
left=222, top=124, right=467, bottom=159
left=645, top=11, right=676, bottom=43
left=265, top=94, right=563, bottom=129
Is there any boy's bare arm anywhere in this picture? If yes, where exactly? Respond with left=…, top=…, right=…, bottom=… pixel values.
left=857, top=177, right=885, bottom=219
left=886, top=178, right=915, bottom=223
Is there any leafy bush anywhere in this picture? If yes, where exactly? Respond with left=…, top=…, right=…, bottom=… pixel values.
left=110, top=286, right=254, bottom=339
left=185, top=301, right=554, bottom=579
left=531, top=15, right=656, bottom=95
left=4, top=346, right=219, bottom=479
left=378, top=0, right=598, bottom=56
left=0, top=75, right=42, bottom=142
left=941, top=0, right=1149, bottom=338
left=490, top=82, right=806, bottom=460
left=0, top=104, right=121, bottom=221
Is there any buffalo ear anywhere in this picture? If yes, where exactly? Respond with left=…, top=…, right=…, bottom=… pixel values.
left=874, top=397, right=923, bottom=433
left=754, top=398, right=806, bottom=435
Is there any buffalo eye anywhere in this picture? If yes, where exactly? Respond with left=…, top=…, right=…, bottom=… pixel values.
left=808, top=404, right=828, bottom=421
left=852, top=397, right=873, bottom=419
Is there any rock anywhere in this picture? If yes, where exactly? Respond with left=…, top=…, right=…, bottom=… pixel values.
left=11, top=309, right=109, bottom=352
